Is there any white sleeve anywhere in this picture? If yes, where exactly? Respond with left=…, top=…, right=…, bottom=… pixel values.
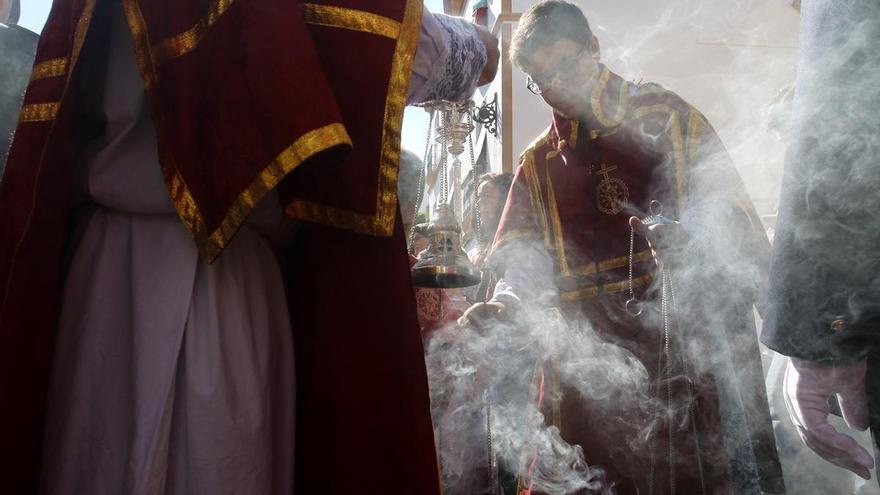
left=406, top=11, right=487, bottom=104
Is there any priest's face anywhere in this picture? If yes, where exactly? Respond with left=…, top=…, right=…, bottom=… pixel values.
left=522, top=35, right=601, bottom=119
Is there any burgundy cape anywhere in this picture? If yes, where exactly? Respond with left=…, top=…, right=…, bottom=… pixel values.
left=0, top=0, right=440, bottom=493
left=492, top=67, right=784, bottom=494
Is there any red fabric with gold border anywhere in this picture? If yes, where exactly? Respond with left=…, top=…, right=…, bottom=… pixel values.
left=0, top=0, right=438, bottom=492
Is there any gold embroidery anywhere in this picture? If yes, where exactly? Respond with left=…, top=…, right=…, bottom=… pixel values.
left=590, top=67, right=629, bottom=128
left=19, top=102, right=59, bottom=122
left=202, top=123, right=351, bottom=260
left=626, top=104, right=686, bottom=212
left=670, top=111, right=686, bottom=212
left=125, top=0, right=351, bottom=261
left=570, top=249, right=652, bottom=276
left=29, top=58, right=68, bottom=82
left=544, top=160, right=571, bottom=275
left=1, top=0, right=97, bottom=327
left=152, top=0, right=235, bottom=66
left=569, top=119, right=579, bottom=149
left=686, top=107, right=705, bottom=167
left=302, top=3, right=400, bottom=39
left=285, top=0, right=423, bottom=236
left=599, top=249, right=652, bottom=271
left=559, top=272, right=654, bottom=302
left=522, top=147, right=552, bottom=251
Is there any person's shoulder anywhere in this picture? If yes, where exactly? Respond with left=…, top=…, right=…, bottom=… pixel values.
left=627, top=81, right=693, bottom=117
left=0, top=23, right=39, bottom=45
left=518, top=125, right=554, bottom=162
left=624, top=80, right=710, bottom=134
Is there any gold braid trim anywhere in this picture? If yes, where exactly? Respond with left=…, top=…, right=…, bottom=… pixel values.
left=286, top=0, right=424, bottom=236
left=124, top=0, right=351, bottom=261
left=151, top=0, right=235, bottom=66
left=302, top=3, right=400, bottom=39
left=29, top=57, right=68, bottom=82
left=559, top=271, right=654, bottom=302
left=18, top=103, right=59, bottom=122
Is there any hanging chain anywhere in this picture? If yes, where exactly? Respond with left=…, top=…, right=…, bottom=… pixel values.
left=469, top=130, right=483, bottom=250
left=440, top=110, right=450, bottom=205
left=486, top=399, right=497, bottom=492
left=628, top=226, right=636, bottom=301
left=661, top=269, right=677, bottom=495
left=409, top=109, right=435, bottom=255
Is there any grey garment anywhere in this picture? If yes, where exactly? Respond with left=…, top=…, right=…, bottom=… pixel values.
left=0, top=22, right=37, bottom=175
left=762, top=0, right=880, bottom=364
left=408, top=12, right=486, bottom=104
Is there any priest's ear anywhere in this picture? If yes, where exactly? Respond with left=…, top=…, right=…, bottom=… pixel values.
left=588, top=34, right=600, bottom=62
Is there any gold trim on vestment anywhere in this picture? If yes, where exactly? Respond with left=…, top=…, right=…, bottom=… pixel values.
left=568, top=118, right=579, bottom=149
left=302, top=3, right=400, bottom=39
left=569, top=249, right=653, bottom=276
left=627, top=103, right=686, bottom=212
left=544, top=159, right=571, bottom=275
left=590, top=66, right=629, bottom=128
left=29, top=58, right=68, bottom=82
left=559, top=272, right=654, bottom=302
left=202, top=123, right=351, bottom=260
left=285, top=0, right=422, bottom=237
left=124, top=0, right=351, bottom=261
left=521, top=146, right=552, bottom=251
left=1, top=0, right=97, bottom=326
left=151, top=0, right=235, bottom=66
left=18, top=103, right=60, bottom=122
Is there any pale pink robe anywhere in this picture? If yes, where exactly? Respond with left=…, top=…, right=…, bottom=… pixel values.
left=37, top=5, right=486, bottom=495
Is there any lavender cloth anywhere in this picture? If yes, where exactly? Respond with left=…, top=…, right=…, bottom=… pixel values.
left=38, top=6, right=485, bottom=495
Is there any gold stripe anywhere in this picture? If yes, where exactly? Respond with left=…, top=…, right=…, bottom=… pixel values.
left=19, top=103, right=60, bottom=122
left=522, top=149, right=552, bottom=251
left=202, top=123, right=351, bottom=260
left=686, top=107, right=705, bottom=167
left=599, top=249, right=653, bottom=271
left=29, top=58, right=68, bottom=82
left=590, top=67, right=629, bottom=128
left=627, top=104, right=686, bottom=212
left=630, top=103, right=674, bottom=120
left=125, top=0, right=351, bottom=261
left=544, top=160, right=571, bottom=275
left=152, top=0, right=235, bottom=66
left=302, top=3, right=400, bottom=39
left=559, top=272, right=654, bottom=302
left=1, top=0, right=97, bottom=328
left=570, top=249, right=653, bottom=276
left=286, top=0, right=423, bottom=236
left=670, top=111, right=686, bottom=213
left=569, top=119, right=579, bottom=149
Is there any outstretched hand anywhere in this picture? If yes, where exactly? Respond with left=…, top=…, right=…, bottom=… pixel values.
left=628, top=216, right=688, bottom=268
left=459, top=301, right=507, bottom=332
left=784, top=357, right=874, bottom=479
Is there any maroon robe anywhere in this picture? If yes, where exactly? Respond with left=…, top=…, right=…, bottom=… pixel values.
left=0, top=0, right=440, bottom=493
left=492, top=67, right=783, bottom=494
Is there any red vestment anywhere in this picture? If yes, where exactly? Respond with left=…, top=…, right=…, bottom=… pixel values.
left=0, top=0, right=440, bottom=493
left=492, top=67, right=783, bottom=494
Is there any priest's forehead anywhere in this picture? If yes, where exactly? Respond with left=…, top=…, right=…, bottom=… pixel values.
left=510, top=0, right=592, bottom=70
